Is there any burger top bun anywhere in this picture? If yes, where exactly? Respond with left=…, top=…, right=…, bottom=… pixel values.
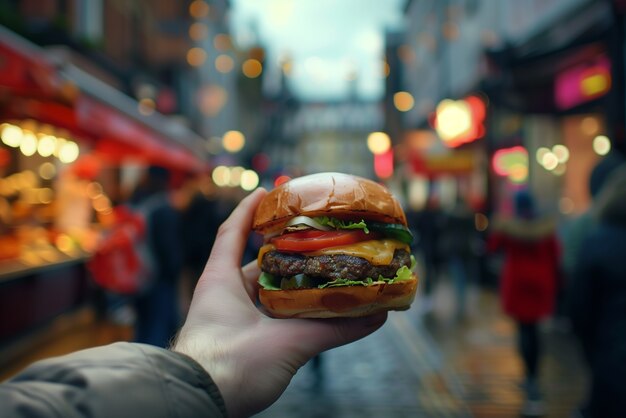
left=253, top=172, right=407, bottom=234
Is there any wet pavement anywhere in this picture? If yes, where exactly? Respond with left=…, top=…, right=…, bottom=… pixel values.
left=256, top=308, right=470, bottom=418
left=256, top=278, right=588, bottom=418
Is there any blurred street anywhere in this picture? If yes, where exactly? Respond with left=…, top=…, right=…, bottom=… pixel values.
left=257, top=277, right=588, bottom=418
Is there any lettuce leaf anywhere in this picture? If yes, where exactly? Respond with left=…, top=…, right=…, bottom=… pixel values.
left=258, top=272, right=281, bottom=290
left=313, top=217, right=413, bottom=244
left=314, top=217, right=369, bottom=233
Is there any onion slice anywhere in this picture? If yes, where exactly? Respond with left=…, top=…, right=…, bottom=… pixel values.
left=262, top=215, right=332, bottom=242
left=285, top=216, right=332, bottom=232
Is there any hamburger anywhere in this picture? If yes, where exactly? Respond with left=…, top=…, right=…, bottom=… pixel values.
left=253, top=172, right=418, bottom=318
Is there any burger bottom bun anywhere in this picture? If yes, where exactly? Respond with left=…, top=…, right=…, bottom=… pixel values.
left=258, top=274, right=418, bottom=319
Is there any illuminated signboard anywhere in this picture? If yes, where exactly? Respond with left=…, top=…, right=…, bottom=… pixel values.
left=555, top=54, right=611, bottom=110
left=374, top=148, right=394, bottom=179
left=492, top=146, right=528, bottom=184
left=431, top=95, right=486, bottom=148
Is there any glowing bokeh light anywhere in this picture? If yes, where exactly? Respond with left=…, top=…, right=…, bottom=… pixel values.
left=374, top=149, right=394, bottom=179
left=552, top=144, right=570, bottom=163
left=240, top=170, right=259, bottom=191
left=222, top=131, right=245, bottom=153
left=1, top=124, right=22, bottom=147
left=593, top=135, right=611, bottom=155
left=541, top=152, right=559, bottom=171
left=536, top=147, right=550, bottom=164
left=242, top=59, right=263, bottom=78
left=213, top=34, right=231, bottom=51
left=187, top=47, right=207, bottom=67
left=20, top=132, right=38, bottom=156
left=189, top=22, right=208, bottom=41
left=189, top=0, right=210, bottom=18
left=229, top=166, right=245, bottom=187
left=215, top=55, right=235, bottom=73
left=39, top=162, right=56, bottom=180
left=580, top=116, right=600, bottom=136
left=492, top=146, right=528, bottom=183
left=59, top=141, right=79, bottom=163
left=435, top=100, right=472, bottom=141
left=212, top=166, right=230, bottom=187
left=37, top=135, right=56, bottom=157
left=274, top=175, right=291, bottom=188
left=367, top=132, right=391, bottom=155
left=393, top=91, right=414, bottom=112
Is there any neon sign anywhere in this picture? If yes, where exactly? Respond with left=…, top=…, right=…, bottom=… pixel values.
left=555, top=55, right=611, bottom=110
left=492, top=146, right=528, bottom=184
left=431, top=95, right=486, bottom=148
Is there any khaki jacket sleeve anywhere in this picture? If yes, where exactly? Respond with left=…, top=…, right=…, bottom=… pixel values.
left=0, top=342, right=227, bottom=418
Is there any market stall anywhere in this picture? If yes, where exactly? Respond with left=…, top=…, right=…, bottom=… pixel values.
left=0, top=26, right=208, bottom=348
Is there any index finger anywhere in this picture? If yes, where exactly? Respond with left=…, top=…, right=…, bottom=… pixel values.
left=207, top=188, right=267, bottom=269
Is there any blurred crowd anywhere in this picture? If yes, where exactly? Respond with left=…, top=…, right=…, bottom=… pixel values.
left=90, top=165, right=250, bottom=347
left=407, top=152, right=626, bottom=417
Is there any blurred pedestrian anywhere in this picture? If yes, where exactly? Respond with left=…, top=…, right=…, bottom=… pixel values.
left=568, top=163, right=626, bottom=418
left=561, top=153, right=624, bottom=305
left=409, top=196, right=444, bottom=312
left=130, top=165, right=183, bottom=348
left=439, top=198, right=478, bottom=319
left=487, top=190, right=560, bottom=416
left=175, top=177, right=222, bottom=304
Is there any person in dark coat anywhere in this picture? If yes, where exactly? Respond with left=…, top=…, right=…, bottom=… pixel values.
left=488, top=190, right=560, bottom=416
left=439, top=199, right=478, bottom=318
left=130, top=165, right=183, bottom=348
left=568, top=164, right=626, bottom=418
left=179, top=185, right=222, bottom=300
left=408, top=197, right=445, bottom=311
left=0, top=188, right=387, bottom=418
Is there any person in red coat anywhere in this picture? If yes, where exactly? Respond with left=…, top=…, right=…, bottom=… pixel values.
left=488, top=190, right=560, bottom=416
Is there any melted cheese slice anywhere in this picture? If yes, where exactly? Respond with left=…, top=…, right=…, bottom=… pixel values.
left=257, top=239, right=409, bottom=267
left=258, top=243, right=276, bottom=267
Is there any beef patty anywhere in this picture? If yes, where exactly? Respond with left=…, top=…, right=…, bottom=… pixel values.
left=261, top=249, right=411, bottom=281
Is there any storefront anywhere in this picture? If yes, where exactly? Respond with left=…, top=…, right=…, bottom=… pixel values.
left=0, top=27, right=208, bottom=350
left=402, top=92, right=488, bottom=214
left=483, top=0, right=614, bottom=217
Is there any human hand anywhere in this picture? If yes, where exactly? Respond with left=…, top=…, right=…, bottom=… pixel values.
left=172, top=188, right=387, bottom=418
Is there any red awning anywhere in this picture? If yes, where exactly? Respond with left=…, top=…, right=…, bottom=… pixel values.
left=0, top=32, right=58, bottom=99
left=74, top=95, right=205, bottom=171
left=0, top=27, right=207, bottom=173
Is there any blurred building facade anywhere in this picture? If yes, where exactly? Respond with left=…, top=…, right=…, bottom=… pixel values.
left=389, top=0, right=620, bottom=220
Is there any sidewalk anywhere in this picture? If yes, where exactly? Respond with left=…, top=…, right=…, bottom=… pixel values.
left=417, top=278, right=588, bottom=418
left=256, top=306, right=472, bottom=418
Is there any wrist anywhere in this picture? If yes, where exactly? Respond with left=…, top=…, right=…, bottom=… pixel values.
left=172, top=328, right=242, bottom=417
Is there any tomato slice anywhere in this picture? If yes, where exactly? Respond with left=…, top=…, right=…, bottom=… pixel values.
left=272, top=230, right=374, bottom=252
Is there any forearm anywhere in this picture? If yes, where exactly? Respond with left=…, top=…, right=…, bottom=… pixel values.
left=1, top=342, right=226, bottom=418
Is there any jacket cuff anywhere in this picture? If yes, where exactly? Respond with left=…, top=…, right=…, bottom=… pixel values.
left=164, top=347, right=228, bottom=417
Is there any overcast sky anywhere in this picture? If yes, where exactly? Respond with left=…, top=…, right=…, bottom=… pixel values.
left=229, top=0, right=407, bottom=101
